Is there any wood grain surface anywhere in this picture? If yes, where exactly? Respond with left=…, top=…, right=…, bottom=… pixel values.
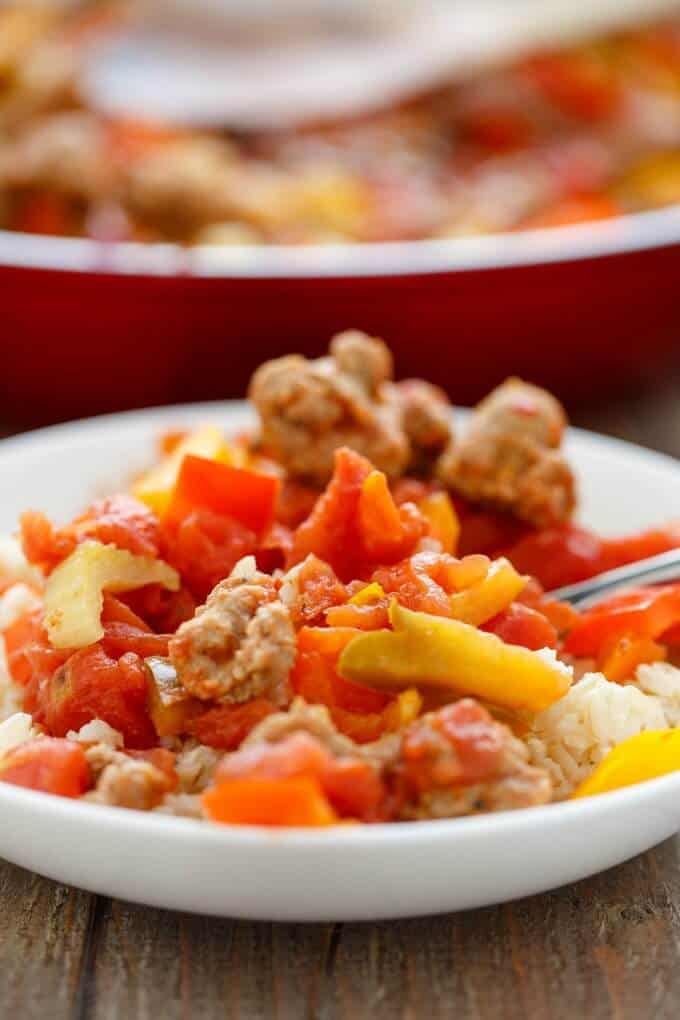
left=1, top=361, right=680, bottom=1020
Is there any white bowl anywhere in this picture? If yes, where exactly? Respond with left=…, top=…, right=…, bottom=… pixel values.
left=0, top=403, right=679, bottom=921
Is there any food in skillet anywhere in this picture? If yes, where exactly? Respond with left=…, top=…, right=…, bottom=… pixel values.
left=2, top=5, right=680, bottom=244
left=1, top=331, right=680, bottom=826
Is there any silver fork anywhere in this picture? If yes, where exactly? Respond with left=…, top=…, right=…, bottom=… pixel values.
left=548, top=548, right=680, bottom=609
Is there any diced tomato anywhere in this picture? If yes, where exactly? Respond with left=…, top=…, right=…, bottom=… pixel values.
left=164, top=455, right=279, bottom=537
left=163, top=508, right=257, bottom=601
left=483, top=602, right=559, bottom=650
left=99, top=594, right=170, bottom=658
left=276, top=480, right=321, bottom=529
left=71, top=495, right=163, bottom=559
left=292, top=633, right=394, bottom=743
left=290, top=449, right=425, bottom=582
left=2, top=611, right=68, bottom=718
left=401, top=699, right=505, bottom=793
left=20, top=511, right=76, bottom=574
left=0, top=738, right=90, bottom=798
left=287, top=555, right=347, bottom=626
left=120, top=583, right=197, bottom=633
left=504, top=524, right=604, bottom=591
left=213, top=731, right=387, bottom=821
left=188, top=699, right=277, bottom=751
left=373, top=551, right=483, bottom=618
left=564, top=584, right=680, bottom=658
left=20, top=496, right=163, bottom=574
left=40, top=644, right=156, bottom=749
left=289, top=448, right=373, bottom=581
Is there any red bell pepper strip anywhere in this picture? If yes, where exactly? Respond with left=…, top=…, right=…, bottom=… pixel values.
left=564, top=584, right=680, bottom=658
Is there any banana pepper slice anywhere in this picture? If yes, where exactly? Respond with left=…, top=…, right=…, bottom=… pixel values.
left=44, top=540, right=179, bottom=649
left=448, top=557, right=527, bottom=627
left=338, top=600, right=571, bottom=713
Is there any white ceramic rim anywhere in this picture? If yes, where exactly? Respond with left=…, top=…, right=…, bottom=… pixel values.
left=1, top=401, right=680, bottom=849
left=0, top=204, right=679, bottom=278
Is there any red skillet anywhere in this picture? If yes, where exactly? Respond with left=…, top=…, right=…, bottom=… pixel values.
left=2, top=206, right=679, bottom=425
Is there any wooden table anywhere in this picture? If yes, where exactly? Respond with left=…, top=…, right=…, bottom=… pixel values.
left=2, top=366, right=680, bottom=1020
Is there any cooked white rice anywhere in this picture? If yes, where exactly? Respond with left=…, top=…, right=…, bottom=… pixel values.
left=528, top=663, right=680, bottom=798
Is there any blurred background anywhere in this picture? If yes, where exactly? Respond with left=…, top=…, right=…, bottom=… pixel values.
left=2, top=0, right=680, bottom=425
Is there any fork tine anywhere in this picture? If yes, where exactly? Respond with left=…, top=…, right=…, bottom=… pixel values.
left=548, top=548, right=680, bottom=608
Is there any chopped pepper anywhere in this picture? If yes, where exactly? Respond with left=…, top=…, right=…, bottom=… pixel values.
left=164, top=454, right=279, bottom=536
left=564, top=584, right=680, bottom=658
left=448, top=557, right=527, bottom=626
left=572, top=730, right=680, bottom=798
left=338, top=600, right=571, bottom=713
left=202, top=776, right=338, bottom=827
left=132, top=424, right=231, bottom=514
left=44, top=540, right=179, bottom=650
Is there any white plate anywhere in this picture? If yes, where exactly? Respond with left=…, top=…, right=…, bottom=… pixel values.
left=0, top=403, right=679, bottom=921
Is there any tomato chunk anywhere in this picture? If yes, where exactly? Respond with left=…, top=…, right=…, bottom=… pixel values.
left=483, top=603, right=559, bottom=650
left=0, top=738, right=90, bottom=798
left=290, top=448, right=425, bottom=582
left=41, top=644, right=156, bottom=749
left=212, top=731, right=387, bottom=821
left=188, top=699, right=277, bottom=751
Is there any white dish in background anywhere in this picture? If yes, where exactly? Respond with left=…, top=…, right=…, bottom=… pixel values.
left=0, top=403, right=679, bottom=921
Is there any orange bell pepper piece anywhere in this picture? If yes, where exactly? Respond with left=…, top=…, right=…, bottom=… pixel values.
left=164, top=454, right=279, bottom=535
left=202, top=776, right=337, bottom=826
left=598, top=635, right=666, bottom=683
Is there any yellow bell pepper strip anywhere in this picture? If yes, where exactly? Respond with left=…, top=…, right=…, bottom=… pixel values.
left=448, top=557, right=527, bottom=627
left=132, top=425, right=231, bottom=515
left=163, top=454, right=280, bottom=537
left=419, top=492, right=460, bottom=554
left=44, top=540, right=179, bottom=650
left=338, top=600, right=571, bottom=713
left=348, top=582, right=386, bottom=607
left=572, top=730, right=680, bottom=799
